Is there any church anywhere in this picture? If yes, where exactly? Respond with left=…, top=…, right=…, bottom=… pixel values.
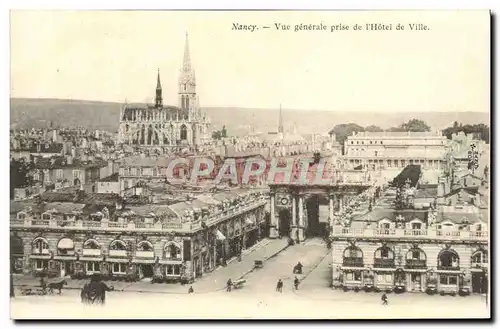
left=118, top=34, right=210, bottom=153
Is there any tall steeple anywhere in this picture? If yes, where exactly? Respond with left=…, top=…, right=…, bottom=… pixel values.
left=155, top=68, right=163, bottom=108
left=179, top=32, right=196, bottom=111
left=183, top=32, right=191, bottom=72
left=278, top=104, right=284, bottom=134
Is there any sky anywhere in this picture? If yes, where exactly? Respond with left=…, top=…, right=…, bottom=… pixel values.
left=10, top=10, right=490, bottom=112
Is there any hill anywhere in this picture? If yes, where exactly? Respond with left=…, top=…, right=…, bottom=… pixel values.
left=10, top=98, right=490, bottom=137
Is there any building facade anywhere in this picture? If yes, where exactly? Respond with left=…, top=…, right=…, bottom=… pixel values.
left=331, top=182, right=489, bottom=295
left=118, top=34, right=210, bottom=153
left=10, top=189, right=268, bottom=283
left=343, top=131, right=448, bottom=184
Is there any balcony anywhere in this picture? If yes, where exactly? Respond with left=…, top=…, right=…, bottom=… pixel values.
left=331, top=227, right=488, bottom=242
left=82, top=248, right=101, bottom=257
left=405, top=259, right=427, bottom=269
left=135, top=251, right=154, bottom=258
left=109, top=250, right=127, bottom=257
left=9, top=199, right=267, bottom=234
left=437, top=265, right=460, bottom=271
left=374, top=258, right=395, bottom=268
left=342, top=257, right=364, bottom=267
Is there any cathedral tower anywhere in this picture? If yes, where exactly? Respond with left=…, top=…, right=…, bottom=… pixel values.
left=178, top=33, right=197, bottom=118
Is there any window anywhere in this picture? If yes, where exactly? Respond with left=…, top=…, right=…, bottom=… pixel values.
left=33, top=173, right=40, bottom=181
left=86, top=262, right=100, bottom=273
left=411, top=222, right=422, bottom=230
left=380, top=248, right=390, bottom=259
left=35, top=259, right=48, bottom=270
left=131, top=168, right=137, bottom=176
left=72, top=170, right=80, bottom=180
left=376, top=273, right=393, bottom=283
left=412, top=251, right=420, bottom=260
left=112, top=263, right=127, bottom=274
left=165, top=243, right=181, bottom=259
left=33, top=238, right=49, bottom=254
left=345, top=271, right=362, bottom=282
left=387, top=160, right=392, bottom=168
left=17, top=212, right=26, bottom=220
left=56, top=169, right=63, bottom=180
left=166, top=265, right=181, bottom=276
left=439, top=275, right=457, bottom=285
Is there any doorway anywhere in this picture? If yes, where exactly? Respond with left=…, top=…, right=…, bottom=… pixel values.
left=278, top=209, right=291, bottom=238
left=140, top=264, right=154, bottom=278
left=306, top=196, right=321, bottom=237
left=471, top=272, right=487, bottom=293
left=60, top=261, right=74, bottom=277
left=409, top=273, right=422, bottom=291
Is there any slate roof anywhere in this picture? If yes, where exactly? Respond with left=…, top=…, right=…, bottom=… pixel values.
left=33, top=156, right=108, bottom=170
left=353, top=208, right=428, bottom=223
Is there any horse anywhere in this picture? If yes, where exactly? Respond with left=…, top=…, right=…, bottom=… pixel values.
left=47, top=280, right=67, bottom=294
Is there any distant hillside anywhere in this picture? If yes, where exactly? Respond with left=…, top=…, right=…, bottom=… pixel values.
left=10, top=98, right=490, bottom=137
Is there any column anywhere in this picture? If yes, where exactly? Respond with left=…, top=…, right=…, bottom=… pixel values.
left=329, top=193, right=335, bottom=230
left=338, top=194, right=344, bottom=212
left=291, top=195, right=297, bottom=240
left=270, top=193, right=278, bottom=238
left=298, top=194, right=305, bottom=242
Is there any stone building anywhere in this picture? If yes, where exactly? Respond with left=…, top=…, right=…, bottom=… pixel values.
left=10, top=188, right=268, bottom=283
left=118, top=33, right=210, bottom=153
left=330, top=182, right=489, bottom=295
left=343, top=131, right=448, bottom=184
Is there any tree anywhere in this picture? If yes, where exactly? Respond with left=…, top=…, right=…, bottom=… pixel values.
left=388, top=119, right=431, bottom=132
left=329, top=123, right=365, bottom=146
left=10, top=158, right=33, bottom=199
left=443, top=122, right=490, bottom=143
left=364, top=125, right=384, bottom=132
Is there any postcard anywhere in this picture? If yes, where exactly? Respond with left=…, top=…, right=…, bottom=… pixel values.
left=9, top=9, right=490, bottom=319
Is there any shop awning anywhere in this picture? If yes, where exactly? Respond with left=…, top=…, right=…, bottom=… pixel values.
left=53, top=255, right=77, bottom=261
left=341, top=266, right=366, bottom=271
left=436, top=269, right=463, bottom=274
left=159, top=260, right=183, bottom=265
left=30, top=254, right=51, bottom=260
left=106, top=258, right=130, bottom=263
left=80, top=257, right=103, bottom=262
left=216, top=230, right=226, bottom=241
left=373, top=268, right=397, bottom=272
left=57, top=238, right=74, bottom=250
left=403, top=268, right=428, bottom=273
left=133, top=258, right=156, bottom=264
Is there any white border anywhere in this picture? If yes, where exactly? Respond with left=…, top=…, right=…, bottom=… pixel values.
left=2, top=1, right=498, bottom=328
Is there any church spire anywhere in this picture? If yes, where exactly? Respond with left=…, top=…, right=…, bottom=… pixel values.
left=156, top=68, right=162, bottom=89
left=183, top=32, right=191, bottom=72
left=278, top=104, right=284, bottom=134
left=155, top=68, right=163, bottom=108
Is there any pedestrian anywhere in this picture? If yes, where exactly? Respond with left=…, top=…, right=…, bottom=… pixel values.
left=226, top=278, right=232, bottom=292
left=276, top=279, right=283, bottom=293
left=188, top=286, right=194, bottom=294
left=294, top=277, right=300, bottom=290
left=381, top=293, right=388, bottom=305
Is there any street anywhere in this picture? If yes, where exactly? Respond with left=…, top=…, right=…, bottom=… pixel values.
left=10, top=238, right=489, bottom=319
